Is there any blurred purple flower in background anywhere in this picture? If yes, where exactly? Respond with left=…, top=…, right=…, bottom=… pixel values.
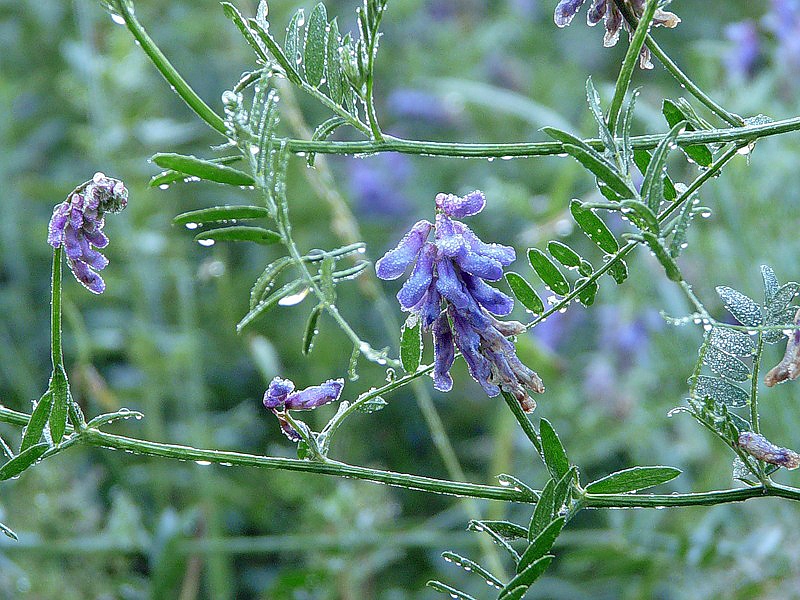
left=263, top=377, right=344, bottom=441
left=387, top=89, right=455, bottom=126
left=724, top=21, right=761, bottom=80
left=377, top=191, right=544, bottom=411
left=47, top=172, right=128, bottom=294
left=764, top=0, right=800, bottom=72
left=347, top=153, right=414, bottom=219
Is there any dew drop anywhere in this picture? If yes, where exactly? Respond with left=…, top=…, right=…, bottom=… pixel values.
left=195, top=460, right=212, bottom=466
left=185, top=222, right=200, bottom=230
left=278, top=287, right=310, bottom=306
left=110, top=12, right=125, bottom=25
left=197, top=239, right=215, bottom=247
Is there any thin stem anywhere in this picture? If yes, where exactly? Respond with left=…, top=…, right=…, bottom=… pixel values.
left=607, top=0, right=657, bottom=133
left=115, top=1, right=227, bottom=136
left=363, top=4, right=385, bottom=141
left=501, top=391, right=542, bottom=454
left=51, top=248, right=63, bottom=370
left=583, top=484, right=800, bottom=508
left=611, top=0, right=744, bottom=127
left=750, top=334, right=764, bottom=434
left=281, top=115, right=800, bottom=158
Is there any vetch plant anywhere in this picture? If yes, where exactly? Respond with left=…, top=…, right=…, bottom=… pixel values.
left=3, top=0, right=800, bottom=596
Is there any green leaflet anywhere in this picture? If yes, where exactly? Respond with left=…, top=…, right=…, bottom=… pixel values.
left=575, top=277, right=599, bottom=306
left=570, top=200, right=619, bottom=254
left=761, top=265, right=780, bottom=305
left=528, top=479, right=555, bottom=541
left=151, top=153, right=255, bottom=186
left=662, top=99, right=713, bottom=167
left=547, top=241, right=581, bottom=269
left=641, top=121, right=685, bottom=212
left=498, top=555, right=554, bottom=598
left=400, top=318, right=422, bottom=373
left=285, top=10, right=303, bottom=74
left=355, top=397, right=387, bottom=413
left=149, top=155, right=243, bottom=188
left=640, top=232, right=682, bottom=282
left=527, top=249, right=569, bottom=296
left=620, top=88, right=640, bottom=174
left=248, top=17, right=302, bottom=84
left=467, top=519, right=528, bottom=541
left=539, top=418, right=569, bottom=480
left=426, top=581, right=477, bottom=600
left=49, top=365, right=68, bottom=445
left=552, top=466, right=577, bottom=512
left=194, top=226, right=281, bottom=246
left=20, top=391, right=53, bottom=452
left=702, top=346, right=750, bottom=382
left=238, top=279, right=308, bottom=332
left=221, top=2, right=268, bottom=61
left=0, top=443, right=49, bottom=481
left=250, top=257, right=293, bottom=309
left=326, top=18, right=344, bottom=104
left=607, top=259, right=628, bottom=285
left=694, top=375, right=749, bottom=407
left=441, top=552, right=503, bottom=588
left=173, top=205, right=270, bottom=226
left=709, top=327, right=755, bottom=357
left=585, top=77, right=615, bottom=153
left=303, top=3, right=327, bottom=87
left=505, top=272, right=544, bottom=314
left=620, top=199, right=659, bottom=233
left=517, top=516, right=565, bottom=573
left=633, top=149, right=677, bottom=201
left=668, top=197, right=695, bottom=258
left=585, top=466, right=682, bottom=494
left=0, top=522, right=17, bottom=541
left=302, top=305, right=323, bottom=354
left=716, top=286, right=763, bottom=327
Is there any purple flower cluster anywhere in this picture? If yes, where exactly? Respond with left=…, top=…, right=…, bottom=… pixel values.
left=48, top=172, right=128, bottom=294
left=263, top=377, right=344, bottom=441
left=376, top=191, right=544, bottom=412
left=554, top=0, right=680, bottom=69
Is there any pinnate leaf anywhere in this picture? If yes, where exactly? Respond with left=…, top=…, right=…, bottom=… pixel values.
left=586, top=466, right=681, bottom=494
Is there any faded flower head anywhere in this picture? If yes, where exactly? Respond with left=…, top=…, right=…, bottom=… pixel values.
left=738, top=431, right=800, bottom=470
left=263, top=376, right=344, bottom=441
left=554, top=0, right=680, bottom=69
left=376, top=191, right=544, bottom=412
left=48, top=172, right=128, bottom=294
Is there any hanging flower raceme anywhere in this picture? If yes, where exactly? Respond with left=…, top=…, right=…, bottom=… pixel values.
left=263, top=377, right=344, bottom=441
left=554, top=0, right=680, bottom=69
left=376, top=191, right=544, bottom=412
left=47, top=172, right=128, bottom=294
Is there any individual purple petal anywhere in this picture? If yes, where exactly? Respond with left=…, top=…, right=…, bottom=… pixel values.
left=263, top=377, right=296, bottom=409
left=48, top=205, right=69, bottom=248
left=462, top=272, right=514, bottom=316
left=555, top=0, right=587, bottom=27
left=435, top=259, right=471, bottom=309
left=273, top=410, right=302, bottom=442
left=375, top=220, right=433, bottom=280
left=432, top=313, right=455, bottom=392
left=79, top=235, right=109, bottom=270
left=414, top=281, right=442, bottom=330
left=64, top=226, right=83, bottom=260
left=450, top=310, right=500, bottom=396
left=587, top=0, right=606, bottom=25
left=434, top=213, right=468, bottom=258
left=455, top=251, right=504, bottom=281
left=69, top=259, right=105, bottom=294
left=84, top=228, right=109, bottom=249
left=456, top=222, right=516, bottom=266
left=435, top=190, right=486, bottom=219
left=603, top=2, right=622, bottom=46
left=397, top=243, right=436, bottom=309
left=284, top=378, right=344, bottom=410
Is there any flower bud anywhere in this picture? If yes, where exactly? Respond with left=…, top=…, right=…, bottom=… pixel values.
left=738, top=432, right=800, bottom=470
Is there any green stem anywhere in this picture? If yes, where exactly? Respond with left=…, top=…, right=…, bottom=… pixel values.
left=115, top=1, right=227, bottom=136
left=750, top=334, right=764, bottom=434
left=585, top=483, right=800, bottom=508
left=51, top=248, right=63, bottom=370
left=280, top=115, right=800, bottom=157
left=611, top=0, right=743, bottom=127
left=500, top=391, right=541, bottom=454
left=363, top=4, right=385, bottom=141
left=607, top=0, right=657, bottom=133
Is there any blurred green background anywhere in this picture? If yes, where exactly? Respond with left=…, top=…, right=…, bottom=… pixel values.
left=1, top=0, right=799, bottom=598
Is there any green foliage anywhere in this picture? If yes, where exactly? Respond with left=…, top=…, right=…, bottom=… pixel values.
left=585, top=466, right=682, bottom=494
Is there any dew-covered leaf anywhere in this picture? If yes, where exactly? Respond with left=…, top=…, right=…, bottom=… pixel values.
left=468, top=519, right=520, bottom=561
left=702, top=346, right=750, bottom=382
left=575, top=277, right=599, bottom=306
left=716, top=286, right=763, bottom=327
left=620, top=200, right=659, bottom=233
left=517, top=516, right=565, bottom=573
left=552, top=466, right=577, bottom=512
left=529, top=479, right=555, bottom=541
left=468, top=520, right=528, bottom=541
left=620, top=88, right=640, bottom=173
left=585, top=466, right=681, bottom=494
left=498, top=555, right=553, bottom=598
left=152, top=154, right=255, bottom=186
left=326, top=18, right=344, bottom=104
left=0, top=443, right=48, bottom=481
left=668, top=197, right=695, bottom=258
left=763, top=306, right=797, bottom=344
left=505, top=272, right=544, bottom=314
left=496, top=474, right=538, bottom=499
left=578, top=259, right=593, bottom=278
left=539, top=418, right=569, bottom=480
left=238, top=279, right=308, bottom=332
left=547, top=241, right=581, bottom=269
left=642, top=121, right=685, bottom=212
left=662, top=99, right=713, bottom=167
left=607, top=258, right=628, bottom=284
left=150, top=155, right=243, bottom=188
left=528, top=249, right=569, bottom=296
left=633, top=149, right=677, bottom=201
left=248, top=17, right=302, bottom=83
left=173, top=205, right=269, bottom=227
left=542, top=127, right=636, bottom=199
left=709, top=327, right=755, bottom=357
left=285, top=9, right=304, bottom=75
left=250, top=257, right=292, bottom=309
left=499, top=586, right=529, bottom=600
left=400, top=318, right=422, bottom=373
left=694, top=375, right=749, bottom=407
left=586, top=77, right=615, bottom=153
left=570, top=200, right=619, bottom=254
left=221, top=2, right=268, bottom=60
left=303, top=3, right=327, bottom=86
left=641, top=232, right=681, bottom=282
left=0, top=522, right=17, bottom=541
left=766, top=283, right=799, bottom=317
left=194, top=226, right=281, bottom=246
left=761, top=265, right=780, bottom=305
left=302, top=305, right=323, bottom=355
left=441, top=552, right=503, bottom=589
left=20, top=391, right=52, bottom=452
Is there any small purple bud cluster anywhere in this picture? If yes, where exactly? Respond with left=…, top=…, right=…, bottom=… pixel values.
left=738, top=431, right=800, bottom=470
left=263, top=377, right=344, bottom=441
left=554, top=0, right=680, bottom=69
left=48, top=172, right=128, bottom=294
left=376, top=191, right=544, bottom=412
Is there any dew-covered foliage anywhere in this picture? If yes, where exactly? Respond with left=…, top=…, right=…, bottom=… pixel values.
left=3, top=0, right=800, bottom=598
